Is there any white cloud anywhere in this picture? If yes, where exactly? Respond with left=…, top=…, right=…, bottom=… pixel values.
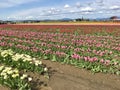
left=8, top=6, right=62, bottom=20
left=81, top=7, right=95, bottom=12
left=109, top=5, right=120, bottom=10
left=43, top=8, right=61, bottom=15
left=83, top=12, right=90, bottom=14
left=25, top=16, right=34, bottom=19
left=7, top=16, right=23, bottom=20
left=64, top=4, right=70, bottom=8
left=7, top=4, right=96, bottom=20
left=69, top=10, right=75, bottom=13
left=2, top=0, right=120, bottom=20
left=98, top=11, right=103, bottom=13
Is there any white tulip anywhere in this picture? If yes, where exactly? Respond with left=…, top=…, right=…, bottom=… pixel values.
left=3, top=75, right=8, bottom=79
left=44, top=67, right=48, bottom=72
left=28, top=77, right=32, bottom=81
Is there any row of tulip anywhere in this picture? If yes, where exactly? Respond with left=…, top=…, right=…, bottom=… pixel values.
left=0, top=30, right=120, bottom=75
left=0, top=30, right=119, bottom=56
left=0, top=37, right=116, bottom=62
left=0, top=48, right=48, bottom=90
left=0, top=25, right=120, bottom=36
left=0, top=30, right=119, bottom=49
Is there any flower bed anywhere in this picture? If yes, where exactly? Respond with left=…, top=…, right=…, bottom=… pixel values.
left=0, top=48, right=48, bottom=90
left=0, top=24, right=120, bottom=89
left=0, top=30, right=120, bottom=75
left=0, top=65, right=31, bottom=90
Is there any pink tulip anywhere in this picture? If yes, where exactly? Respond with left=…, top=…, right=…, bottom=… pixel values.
left=104, top=60, right=110, bottom=66
left=100, top=59, right=104, bottom=63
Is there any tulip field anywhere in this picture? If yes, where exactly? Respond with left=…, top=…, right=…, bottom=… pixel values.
left=0, top=24, right=120, bottom=90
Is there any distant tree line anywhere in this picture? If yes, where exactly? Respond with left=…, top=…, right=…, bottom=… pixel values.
left=0, top=20, right=15, bottom=24
left=75, top=18, right=90, bottom=21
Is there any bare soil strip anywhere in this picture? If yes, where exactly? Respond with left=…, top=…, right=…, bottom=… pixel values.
left=1, top=60, right=120, bottom=90
left=42, top=60, right=120, bottom=90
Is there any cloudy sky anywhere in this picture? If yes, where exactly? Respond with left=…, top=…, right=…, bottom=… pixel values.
left=0, top=0, right=120, bottom=20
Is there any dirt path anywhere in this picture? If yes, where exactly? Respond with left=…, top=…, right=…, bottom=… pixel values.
left=1, top=60, right=120, bottom=90
left=42, top=60, right=120, bottom=90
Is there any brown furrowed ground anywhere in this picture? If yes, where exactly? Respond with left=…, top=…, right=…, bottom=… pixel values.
left=42, top=60, right=120, bottom=90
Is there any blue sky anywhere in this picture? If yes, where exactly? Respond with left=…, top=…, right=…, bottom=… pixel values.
left=0, top=0, right=120, bottom=20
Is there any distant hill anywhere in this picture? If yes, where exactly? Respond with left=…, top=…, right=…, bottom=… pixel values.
left=60, top=18, right=73, bottom=21
left=95, top=16, right=120, bottom=21
left=95, top=18, right=109, bottom=21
